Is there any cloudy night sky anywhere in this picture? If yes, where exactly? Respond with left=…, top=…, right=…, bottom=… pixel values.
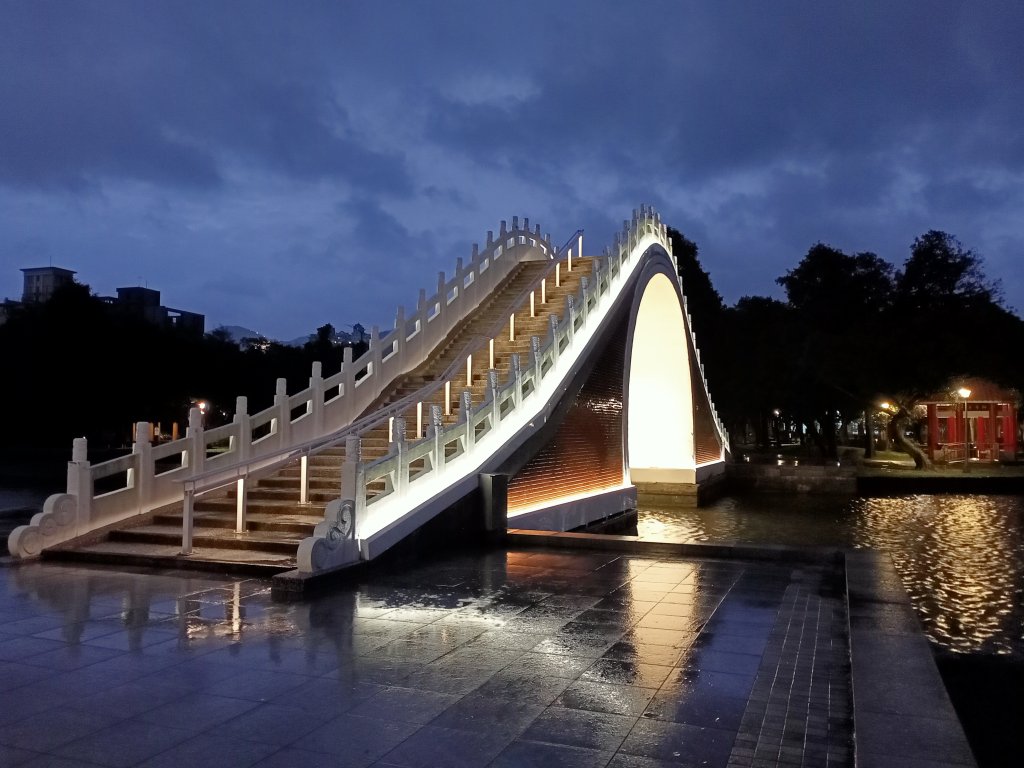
left=2, top=1, right=1022, bottom=341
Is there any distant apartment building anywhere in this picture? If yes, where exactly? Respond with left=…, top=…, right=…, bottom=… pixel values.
left=110, top=286, right=205, bottom=336
left=21, top=266, right=77, bottom=303
left=2, top=265, right=204, bottom=336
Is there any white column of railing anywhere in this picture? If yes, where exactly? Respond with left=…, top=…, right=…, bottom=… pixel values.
left=188, top=407, right=205, bottom=475
left=131, top=422, right=152, bottom=512
left=273, top=378, right=289, bottom=450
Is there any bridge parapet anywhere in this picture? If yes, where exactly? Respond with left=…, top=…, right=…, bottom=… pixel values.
left=8, top=218, right=555, bottom=559
left=298, top=206, right=729, bottom=573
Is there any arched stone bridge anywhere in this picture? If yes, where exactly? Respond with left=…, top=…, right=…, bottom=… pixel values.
left=8, top=207, right=728, bottom=576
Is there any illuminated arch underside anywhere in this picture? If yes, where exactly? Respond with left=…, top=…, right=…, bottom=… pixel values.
left=627, top=272, right=696, bottom=483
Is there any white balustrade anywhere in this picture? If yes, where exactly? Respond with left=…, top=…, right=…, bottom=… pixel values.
left=8, top=218, right=555, bottom=559
left=8, top=208, right=730, bottom=564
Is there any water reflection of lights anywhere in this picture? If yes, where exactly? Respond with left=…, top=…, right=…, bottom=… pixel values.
left=636, top=494, right=1024, bottom=656
left=854, top=495, right=1020, bottom=655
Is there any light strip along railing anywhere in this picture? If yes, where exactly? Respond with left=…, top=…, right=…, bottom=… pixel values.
left=173, top=228, right=585, bottom=554
left=7, top=217, right=556, bottom=560
left=312, top=208, right=685, bottom=565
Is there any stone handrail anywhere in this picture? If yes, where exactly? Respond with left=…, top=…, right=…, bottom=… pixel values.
left=298, top=205, right=730, bottom=572
left=8, top=217, right=555, bottom=559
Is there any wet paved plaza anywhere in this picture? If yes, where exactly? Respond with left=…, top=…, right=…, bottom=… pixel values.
left=0, top=547, right=856, bottom=767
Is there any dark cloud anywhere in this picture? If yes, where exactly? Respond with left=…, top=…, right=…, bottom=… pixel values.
left=1, top=1, right=1022, bottom=337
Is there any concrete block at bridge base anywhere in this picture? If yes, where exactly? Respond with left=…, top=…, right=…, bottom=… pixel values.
left=635, top=473, right=729, bottom=508
left=480, top=473, right=508, bottom=544
left=506, top=485, right=637, bottom=532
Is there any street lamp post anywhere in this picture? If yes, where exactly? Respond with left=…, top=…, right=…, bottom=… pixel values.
left=958, top=387, right=972, bottom=472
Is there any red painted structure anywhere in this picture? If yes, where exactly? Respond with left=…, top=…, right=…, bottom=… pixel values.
left=920, top=378, right=1019, bottom=463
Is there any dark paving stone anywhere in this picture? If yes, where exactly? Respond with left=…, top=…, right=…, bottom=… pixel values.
left=554, top=679, right=658, bottom=716
left=580, top=658, right=674, bottom=688
left=137, top=691, right=260, bottom=730
left=521, top=706, right=638, bottom=752
left=619, top=718, right=735, bottom=767
left=0, top=705, right=124, bottom=753
left=428, top=691, right=545, bottom=739
left=474, top=669, right=573, bottom=707
left=269, top=677, right=384, bottom=715
left=490, top=739, right=615, bottom=768
left=511, top=651, right=596, bottom=680
left=679, top=648, right=762, bottom=677
left=642, top=689, right=748, bottom=730
left=603, top=641, right=686, bottom=668
left=347, top=686, right=460, bottom=724
left=219, top=701, right=335, bottom=745
left=0, top=744, right=37, bottom=767
left=52, top=721, right=194, bottom=767
left=659, top=667, right=756, bottom=701
left=202, top=668, right=313, bottom=701
left=138, top=732, right=279, bottom=767
left=299, top=713, right=419, bottom=763
left=855, top=711, right=976, bottom=765
left=379, top=724, right=513, bottom=767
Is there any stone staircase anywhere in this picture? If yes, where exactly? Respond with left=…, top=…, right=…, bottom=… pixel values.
left=47, top=258, right=593, bottom=574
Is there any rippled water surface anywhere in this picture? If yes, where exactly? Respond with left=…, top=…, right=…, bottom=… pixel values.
left=637, top=494, right=1024, bottom=657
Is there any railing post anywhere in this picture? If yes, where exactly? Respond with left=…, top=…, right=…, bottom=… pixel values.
left=342, top=345, right=355, bottom=420
left=488, top=369, right=500, bottom=426
left=565, top=295, right=575, bottom=342
left=510, top=354, right=523, bottom=408
left=310, top=361, right=324, bottom=435
left=436, top=271, right=447, bottom=327
left=235, top=477, right=247, bottom=533
left=395, top=305, right=407, bottom=362
left=548, top=316, right=560, bottom=364
left=579, top=276, right=590, bottom=324
left=187, top=406, right=205, bottom=476
left=233, top=396, right=250, bottom=463
left=370, top=325, right=382, bottom=387
left=69, top=437, right=91, bottom=535
left=132, top=421, right=153, bottom=511
left=431, top=405, right=445, bottom=474
left=462, top=390, right=474, bottom=451
left=342, top=434, right=362, bottom=538
left=181, top=486, right=194, bottom=555
left=392, top=417, right=408, bottom=495
left=274, top=377, right=290, bottom=448
left=299, top=454, right=309, bottom=505
left=531, top=336, right=543, bottom=383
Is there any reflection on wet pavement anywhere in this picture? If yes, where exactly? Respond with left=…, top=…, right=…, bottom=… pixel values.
left=1, top=550, right=852, bottom=767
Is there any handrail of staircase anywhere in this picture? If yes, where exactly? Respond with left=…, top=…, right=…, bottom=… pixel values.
left=174, top=228, right=585, bottom=502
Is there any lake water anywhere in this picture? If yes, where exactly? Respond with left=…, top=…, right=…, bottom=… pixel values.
left=636, top=493, right=1024, bottom=658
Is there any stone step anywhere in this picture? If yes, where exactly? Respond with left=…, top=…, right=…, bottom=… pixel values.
left=109, top=524, right=304, bottom=554
left=226, top=487, right=337, bottom=503
left=196, top=497, right=327, bottom=516
left=45, top=541, right=294, bottom=574
left=153, top=510, right=321, bottom=534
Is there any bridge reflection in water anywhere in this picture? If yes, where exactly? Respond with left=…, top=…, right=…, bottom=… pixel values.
left=635, top=493, right=1024, bottom=657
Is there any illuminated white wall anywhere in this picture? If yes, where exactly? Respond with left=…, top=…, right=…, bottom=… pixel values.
left=626, top=272, right=695, bottom=483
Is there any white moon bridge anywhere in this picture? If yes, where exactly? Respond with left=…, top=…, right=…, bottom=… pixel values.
left=8, top=207, right=728, bottom=579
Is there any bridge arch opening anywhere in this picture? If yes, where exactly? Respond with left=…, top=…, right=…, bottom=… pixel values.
left=626, top=270, right=696, bottom=483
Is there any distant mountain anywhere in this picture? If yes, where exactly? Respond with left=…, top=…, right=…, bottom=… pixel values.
left=213, top=325, right=267, bottom=345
